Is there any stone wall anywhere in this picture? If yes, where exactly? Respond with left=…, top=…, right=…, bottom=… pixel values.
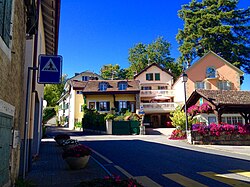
left=0, top=0, right=27, bottom=186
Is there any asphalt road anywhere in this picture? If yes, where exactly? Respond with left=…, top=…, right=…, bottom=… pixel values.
left=78, top=136, right=250, bottom=187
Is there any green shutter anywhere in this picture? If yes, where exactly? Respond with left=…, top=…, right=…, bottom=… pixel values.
left=127, top=101, right=131, bottom=111
left=155, top=73, right=160, bottom=80
left=146, top=74, right=149, bottom=80
left=2, top=0, right=12, bottom=46
left=0, top=0, right=4, bottom=36
left=107, top=102, right=110, bottom=111
left=96, top=102, right=99, bottom=111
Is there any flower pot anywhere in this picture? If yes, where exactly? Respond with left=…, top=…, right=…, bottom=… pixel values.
left=62, top=144, right=79, bottom=151
left=64, top=155, right=90, bottom=170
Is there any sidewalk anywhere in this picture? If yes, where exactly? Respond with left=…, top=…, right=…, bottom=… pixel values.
left=26, top=126, right=109, bottom=187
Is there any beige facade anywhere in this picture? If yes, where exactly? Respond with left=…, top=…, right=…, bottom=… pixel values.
left=134, top=63, right=176, bottom=127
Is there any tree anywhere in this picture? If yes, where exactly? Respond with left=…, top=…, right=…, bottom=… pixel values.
left=176, top=0, right=250, bottom=73
left=128, top=37, right=183, bottom=79
left=100, top=64, right=128, bottom=80
left=44, top=74, right=67, bottom=106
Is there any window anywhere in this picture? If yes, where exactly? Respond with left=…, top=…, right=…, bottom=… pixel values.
left=118, top=82, right=127, bottom=90
left=195, top=81, right=205, bottom=89
left=89, top=102, right=95, bottom=109
left=206, top=67, right=216, bottom=78
left=0, top=0, right=13, bottom=47
left=98, top=101, right=110, bottom=111
left=221, top=116, right=243, bottom=124
left=76, top=91, right=83, bottom=94
left=82, top=76, right=89, bottom=81
left=218, top=81, right=231, bottom=90
left=155, top=73, right=160, bottom=80
left=119, top=101, right=127, bottom=111
left=146, top=73, right=153, bottom=81
left=141, top=86, right=152, bottom=90
left=208, top=117, right=216, bottom=124
left=99, top=82, right=108, bottom=91
left=158, top=86, right=168, bottom=90
left=80, top=105, right=84, bottom=112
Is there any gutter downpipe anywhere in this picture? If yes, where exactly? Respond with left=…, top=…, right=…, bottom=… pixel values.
left=23, top=0, right=40, bottom=179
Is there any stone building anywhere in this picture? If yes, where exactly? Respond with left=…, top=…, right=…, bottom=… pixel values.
left=0, top=0, right=61, bottom=186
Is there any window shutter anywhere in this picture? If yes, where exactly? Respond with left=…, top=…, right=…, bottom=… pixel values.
left=127, top=101, right=130, bottom=111
left=146, top=74, right=149, bottom=80
left=0, top=0, right=4, bottom=36
left=114, top=101, right=119, bottom=110
left=107, top=102, right=110, bottom=111
left=96, top=102, right=99, bottom=111
left=3, top=0, right=12, bottom=46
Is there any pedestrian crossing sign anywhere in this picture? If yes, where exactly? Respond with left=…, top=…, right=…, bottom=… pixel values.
left=38, top=55, right=62, bottom=84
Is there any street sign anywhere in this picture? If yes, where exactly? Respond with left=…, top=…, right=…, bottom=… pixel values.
left=139, top=105, right=145, bottom=115
left=38, top=55, right=62, bottom=84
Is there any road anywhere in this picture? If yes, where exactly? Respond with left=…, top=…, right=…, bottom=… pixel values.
left=77, top=134, right=250, bottom=187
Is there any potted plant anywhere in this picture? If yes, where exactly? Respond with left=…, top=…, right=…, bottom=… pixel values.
left=54, top=134, right=70, bottom=146
left=62, top=144, right=92, bottom=169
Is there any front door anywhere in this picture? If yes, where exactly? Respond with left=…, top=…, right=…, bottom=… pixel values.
left=0, top=112, right=13, bottom=186
left=151, top=115, right=159, bottom=127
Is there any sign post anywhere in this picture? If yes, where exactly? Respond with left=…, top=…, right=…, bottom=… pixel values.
left=139, top=105, right=145, bottom=135
left=38, top=55, right=62, bottom=84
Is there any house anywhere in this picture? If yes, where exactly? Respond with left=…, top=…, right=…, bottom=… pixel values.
left=58, top=78, right=140, bottom=129
left=173, top=51, right=244, bottom=103
left=186, top=89, right=250, bottom=125
left=134, top=63, right=177, bottom=127
left=58, top=71, right=103, bottom=129
left=173, top=51, right=245, bottom=125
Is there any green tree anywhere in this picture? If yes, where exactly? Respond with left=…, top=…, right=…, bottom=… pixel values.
left=44, top=74, right=67, bottom=106
left=176, top=0, right=250, bottom=73
left=128, top=37, right=183, bottom=79
left=100, top=64, right=128, bottom=80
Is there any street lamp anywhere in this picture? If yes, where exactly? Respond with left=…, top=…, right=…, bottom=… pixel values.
left=182, top=73, right=188, bottom=134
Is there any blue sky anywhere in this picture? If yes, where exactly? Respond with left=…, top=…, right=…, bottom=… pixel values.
left=58, top=0, right=250, bottom=90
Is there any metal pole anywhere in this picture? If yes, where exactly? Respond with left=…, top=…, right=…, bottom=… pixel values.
left=184, top=81, right=188, bottom=133
left=23, top=67, right=38, bottom=179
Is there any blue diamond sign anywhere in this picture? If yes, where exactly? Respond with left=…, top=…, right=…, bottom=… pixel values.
left=38, top=55, right=62, bottom=84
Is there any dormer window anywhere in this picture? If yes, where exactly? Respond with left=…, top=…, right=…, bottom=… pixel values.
left=99, top=82, right=108, bottom=91
left=118, top=82, right=128, bottom=90
left=206, top=67, right=216, bottom=78
left=82, top=76, right=89, bottom=81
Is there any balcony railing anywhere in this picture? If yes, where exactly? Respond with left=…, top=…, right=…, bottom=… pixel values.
left=140, top=90, right=175, bottom=97
left=141, top=102, right=177, bottom=113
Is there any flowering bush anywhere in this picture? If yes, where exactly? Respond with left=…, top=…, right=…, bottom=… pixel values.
left=62, top=144, right=92, bottom=159
left=187, top=105, right=199, bottom=115
left=198, top=103, right=212, bottom=113
left=77, top=175, right=143, bottom=187
left=169, top=129, right=186, bottom=140
left=192, top=123, right=250, bottom=137
left=188, top=102, right=212, bottom=116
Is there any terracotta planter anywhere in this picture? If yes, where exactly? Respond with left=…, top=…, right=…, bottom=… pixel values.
left=64, top=155, right=90, bottom=170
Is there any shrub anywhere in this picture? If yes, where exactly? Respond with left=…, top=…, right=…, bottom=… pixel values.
left=104, top=113, right=115, bottom=121
left=74, top=121, right=82, bottom=129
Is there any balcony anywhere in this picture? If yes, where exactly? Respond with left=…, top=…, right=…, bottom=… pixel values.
left=141, top=102, right=177, bottom=113
left=140, top=90, right=175, bottom=98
